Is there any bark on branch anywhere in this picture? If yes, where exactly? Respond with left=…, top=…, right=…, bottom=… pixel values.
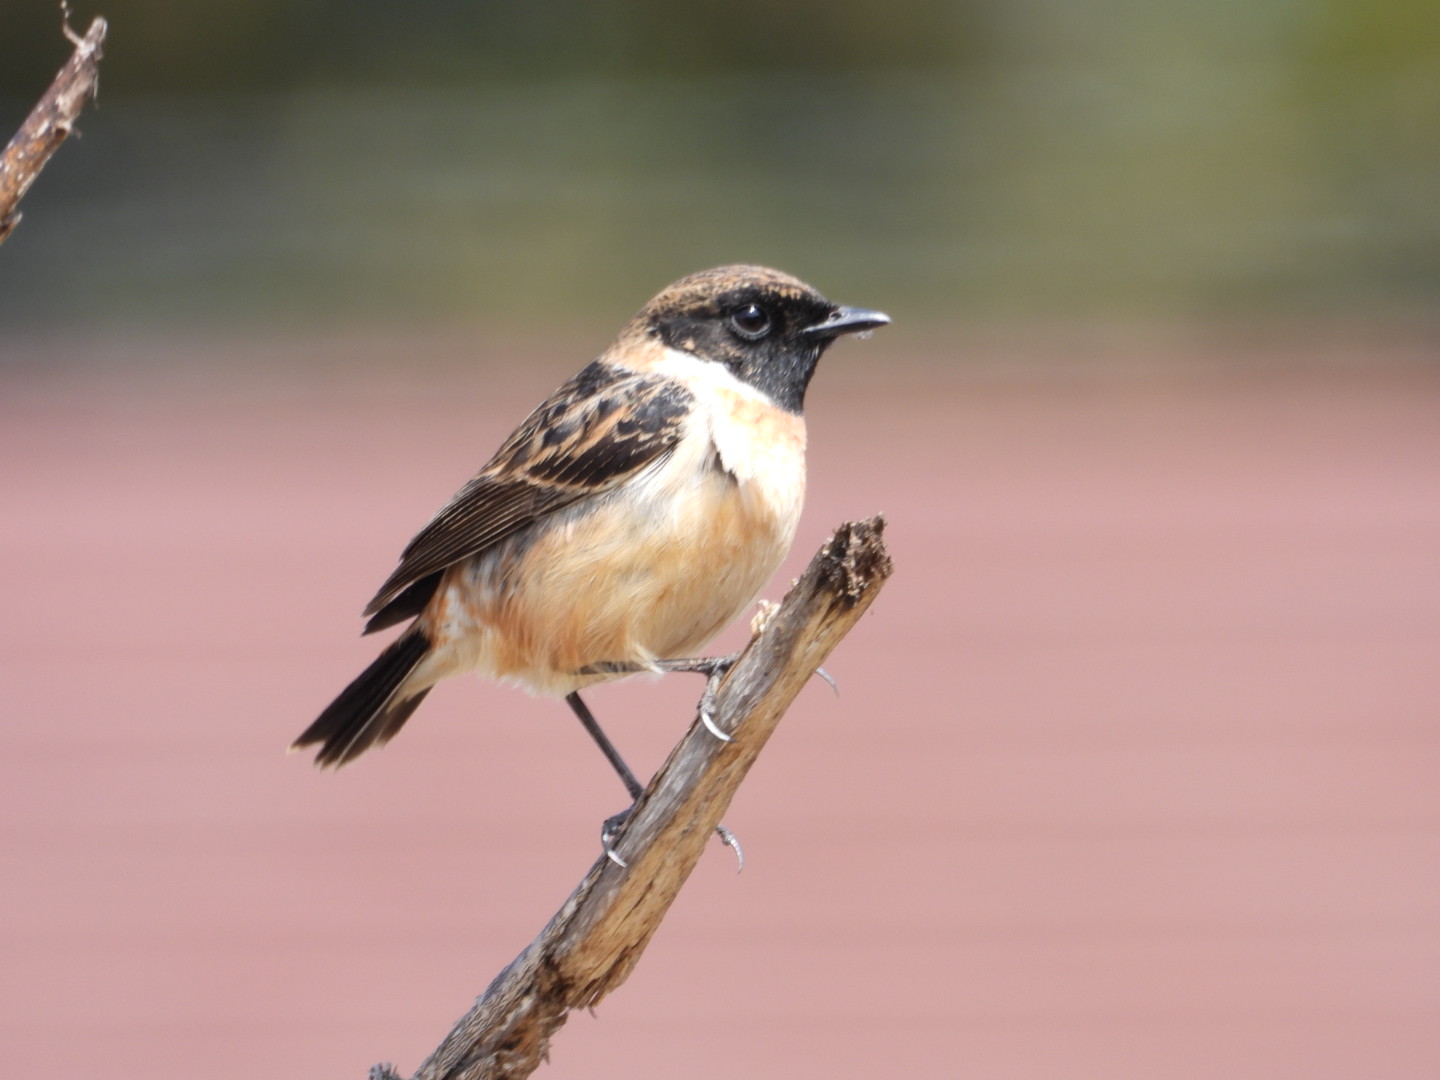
left=373, top=515, right=893, bottom=1080
left=0, top=14, right=108, bottom=246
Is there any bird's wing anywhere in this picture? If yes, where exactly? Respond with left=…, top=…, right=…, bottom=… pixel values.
left=361, top=361, right=694, bottom=630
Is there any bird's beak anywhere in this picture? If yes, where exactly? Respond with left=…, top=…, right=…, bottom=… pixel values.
left=801, top=305, right=892, bottom=338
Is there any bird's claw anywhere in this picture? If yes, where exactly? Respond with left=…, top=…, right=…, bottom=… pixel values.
left=699, top=699, right=734, bottom=742
left=600, top=806, right=741, bottom=871
left=654, top=653, right=740, bottom=742
left=601, top=807, right=632, bottom=868
left=696, top=654, right=738, bottom=742
left=716, top=823, right=745, bottom=872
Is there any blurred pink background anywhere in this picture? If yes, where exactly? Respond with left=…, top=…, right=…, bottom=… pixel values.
left=4, top=336, right=1437, bottom=1078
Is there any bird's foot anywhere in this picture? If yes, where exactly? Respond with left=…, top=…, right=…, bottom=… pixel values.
left=715, top=823, right=745, bottom=872
left=655, top=653, right=740, bottom=742
left=601, top=806, right=633, bottom=868
left=600, top=805, right=743, bottom=871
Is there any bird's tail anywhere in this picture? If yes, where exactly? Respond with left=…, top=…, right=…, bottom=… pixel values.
left=292, top=628, right=433, bottom=768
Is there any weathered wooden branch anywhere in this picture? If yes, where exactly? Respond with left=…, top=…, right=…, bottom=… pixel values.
left=371, top=515, right=893, bottom=1080
left=0, top=12, right=108, bottom=246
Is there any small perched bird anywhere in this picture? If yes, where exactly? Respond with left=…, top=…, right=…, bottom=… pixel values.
left=293, top=264, right=888, bottom=812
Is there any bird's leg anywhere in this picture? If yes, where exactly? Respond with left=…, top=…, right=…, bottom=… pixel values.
left=566, top=692, right=642, bottom=867
left=564, top=694, right=743, bottom=869
left=566, top=690, right=644, bottom=801
left=565, top=691, right=742, bottom=870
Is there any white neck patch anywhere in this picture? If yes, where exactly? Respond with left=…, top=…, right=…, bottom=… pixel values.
left=649, top=347, right=778, bottom=410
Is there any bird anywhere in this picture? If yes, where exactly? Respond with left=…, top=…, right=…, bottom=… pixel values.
left=292, top=264, right=889, bottom=824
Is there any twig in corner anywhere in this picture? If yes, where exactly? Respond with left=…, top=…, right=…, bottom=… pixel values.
left=0, top=12, right=108, bottom=246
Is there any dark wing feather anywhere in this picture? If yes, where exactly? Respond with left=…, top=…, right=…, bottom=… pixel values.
left=361, top=361, right=693, bottom=624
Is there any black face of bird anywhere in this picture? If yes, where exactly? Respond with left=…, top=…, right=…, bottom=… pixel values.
left=642, top=267, right=890, bottom=414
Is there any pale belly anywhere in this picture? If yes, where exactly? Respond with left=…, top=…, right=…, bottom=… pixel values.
left=414, top=448, right=804, bottom=697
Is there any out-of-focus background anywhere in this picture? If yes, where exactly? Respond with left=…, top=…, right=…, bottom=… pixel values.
left=3, top=3, right=1438, bottom=1078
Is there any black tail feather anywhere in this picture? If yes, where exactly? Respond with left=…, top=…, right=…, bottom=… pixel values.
left=293, top=630, right=432, bottom=768
left=363, top=570, right=442, bottom=635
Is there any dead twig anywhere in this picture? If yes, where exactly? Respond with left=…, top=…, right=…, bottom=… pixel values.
left=375, top=516, right=892, bottom=1080
left=0, top=12, right=108, bottom=245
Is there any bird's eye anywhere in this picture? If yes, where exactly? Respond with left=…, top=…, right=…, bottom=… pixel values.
left=729, top=303, right=772, bottom=340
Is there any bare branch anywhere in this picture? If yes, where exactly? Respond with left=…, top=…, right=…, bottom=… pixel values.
left=0, top=13, right=108, bottom=246
left=390, top=516, right=893, bottom=1080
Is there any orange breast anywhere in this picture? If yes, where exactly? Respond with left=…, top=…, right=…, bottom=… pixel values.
left=420, top=422, right=804, bottom=697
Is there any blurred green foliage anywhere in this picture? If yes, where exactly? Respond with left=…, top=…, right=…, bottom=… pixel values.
left=2, top=0, right=986, bottom=94
left=0, top=0, right=1436, bottom=334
